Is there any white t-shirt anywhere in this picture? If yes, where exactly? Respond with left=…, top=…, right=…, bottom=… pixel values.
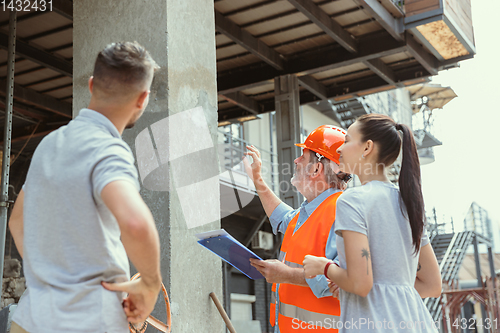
left=334, top=181, right=436, bottom=332
left=13, top=109, right=140, bottom=333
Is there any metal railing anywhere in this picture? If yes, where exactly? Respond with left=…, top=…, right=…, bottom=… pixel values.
left=391, top=0, right=404, bottom=10
left=464, top=202, right=493, bottom=244
left=218, top=130, right=279, bottom=193
left=424, top=231, right=476, bottom=322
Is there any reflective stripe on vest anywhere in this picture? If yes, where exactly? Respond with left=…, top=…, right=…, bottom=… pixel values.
left=279, top=302, right=341, bottom=328
left=279, top=251, right=303, bottom=268
left=271, top=291, right=276, bottom=304
left=284, top=260, right=302, bottom=269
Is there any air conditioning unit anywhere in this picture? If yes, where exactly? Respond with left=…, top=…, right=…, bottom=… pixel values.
left=252, top=231, right=273, bottom=251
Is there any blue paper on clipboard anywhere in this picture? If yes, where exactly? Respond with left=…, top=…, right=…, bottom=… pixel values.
left=196, top=229, right=265, bottom=280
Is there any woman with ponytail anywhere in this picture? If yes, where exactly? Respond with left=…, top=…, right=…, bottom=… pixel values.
left=303, top=114, right=441, bottom=332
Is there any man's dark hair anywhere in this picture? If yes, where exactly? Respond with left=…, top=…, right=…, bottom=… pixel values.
left=92, top=41, right=159, bottom=98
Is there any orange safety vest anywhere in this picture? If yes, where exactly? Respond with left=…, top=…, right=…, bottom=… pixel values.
left=270, top=191, right=342, bottom=332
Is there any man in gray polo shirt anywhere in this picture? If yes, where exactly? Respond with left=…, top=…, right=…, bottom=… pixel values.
left=8, top=42, right=161, bottom=333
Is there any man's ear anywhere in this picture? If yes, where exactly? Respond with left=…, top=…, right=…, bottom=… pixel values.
left=310, top=161, right=323, bottom=179
left=88, top=77, right=94, bottom=94
left=136, top=90, right=150, bottom=109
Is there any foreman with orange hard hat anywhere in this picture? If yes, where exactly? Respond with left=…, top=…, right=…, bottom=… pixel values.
left=244, top=124, right=351, bottom=332
left=295, top=125, right=347, bottom=164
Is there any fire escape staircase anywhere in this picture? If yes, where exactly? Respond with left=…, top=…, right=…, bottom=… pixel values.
left=424, top=231, right=476, bottom=321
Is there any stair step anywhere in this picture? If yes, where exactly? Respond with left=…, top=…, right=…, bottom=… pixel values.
left=432, top=240, right=454, bottom=244
left=432, top=240, right=453, bottom=244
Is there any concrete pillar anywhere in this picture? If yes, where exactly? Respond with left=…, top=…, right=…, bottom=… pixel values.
left=274, top=75, right=302, bottom=208
left=73, top=1, right=223, bottom=332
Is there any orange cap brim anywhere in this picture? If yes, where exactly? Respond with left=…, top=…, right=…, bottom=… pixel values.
left=295, top=143, right=306, bottom=148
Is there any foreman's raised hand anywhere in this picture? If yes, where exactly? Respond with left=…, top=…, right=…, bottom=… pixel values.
left=243, top=145, right=263, bottom=183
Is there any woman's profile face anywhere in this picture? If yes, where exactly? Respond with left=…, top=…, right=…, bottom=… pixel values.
left=337, top=121, right=365, bottom=175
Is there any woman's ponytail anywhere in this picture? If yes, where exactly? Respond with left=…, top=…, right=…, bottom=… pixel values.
left=357, top=114, right=425, bottom=254
left=397, top=123, right=425, bottom=254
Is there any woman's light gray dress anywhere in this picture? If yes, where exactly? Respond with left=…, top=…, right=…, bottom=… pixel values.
left=334, top=181, right=438, bottom=332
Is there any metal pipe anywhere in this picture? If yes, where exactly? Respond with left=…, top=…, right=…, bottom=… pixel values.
left=487, top=246, right=496, bottom=288
left=209, top=292, right=237, bottom=333
left=0, top=9, right=16, bottom=299
left=269, top=112, right=274, bottom=192
left=223, top=262, right=231, bottom=320
left=473, top=235, right=482, bottom=288
left=473, top=235, right=489, bottom=330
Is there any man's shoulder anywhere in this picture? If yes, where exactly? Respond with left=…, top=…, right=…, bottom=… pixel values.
left=315, top=190, right=341, bottom=208
left=311, top=190, right=342, bottom=214
left=102, top=137, right=133, bottom=155
left=73, top=120, right=132, bottom=157
left=92, top=138, right=135, bottom=169
left=36, top=121, right=133, bottom=165
left=42, top=116, right=113, bottom=144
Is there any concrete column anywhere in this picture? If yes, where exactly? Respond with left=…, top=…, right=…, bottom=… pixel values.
left=274, top=75, right=302, bottom=208
left=73, top=1, right=223, bottom=332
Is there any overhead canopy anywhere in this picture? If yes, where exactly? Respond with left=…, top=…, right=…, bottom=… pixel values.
left=0, top=0, right=474, bottom=159
left=408, top=83, right=457, bottom=111
left=414, top=129, right=442, bottom=149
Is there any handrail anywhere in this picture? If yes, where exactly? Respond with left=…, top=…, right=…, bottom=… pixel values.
left=448, top=232, right=474, bottom=282
left=439, top=233, right=459, bottom=272
left=443, top=231, right=472, bottom=282
left=425, top=232, right=459, bottom=313
left=425, top=231, right=477, bottom=320
left=441, top=232, right=465, bottom=281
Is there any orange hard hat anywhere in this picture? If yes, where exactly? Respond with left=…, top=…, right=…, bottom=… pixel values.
left=295, top=125, right=346, bottom=164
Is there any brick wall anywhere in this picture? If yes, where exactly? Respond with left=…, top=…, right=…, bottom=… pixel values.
left=254, top=279, right=272, bottom=333
left=1, top=258, right=25, bottom=309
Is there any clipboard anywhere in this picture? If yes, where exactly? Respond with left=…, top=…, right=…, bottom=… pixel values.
left=196, top=229, right=265, bottom=280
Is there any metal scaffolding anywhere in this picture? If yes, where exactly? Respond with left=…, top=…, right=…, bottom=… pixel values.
left=425, top=202, right=498, bottom=333
left=464, top=202, right=494, bottom=247
left=0, top=10, right=16, bottom=298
